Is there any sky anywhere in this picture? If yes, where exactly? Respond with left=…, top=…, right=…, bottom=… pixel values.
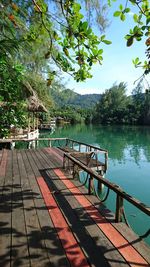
left=65, top=2, right=150, bottom=95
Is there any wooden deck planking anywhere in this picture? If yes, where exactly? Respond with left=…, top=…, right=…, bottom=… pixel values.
left=46, top=147, right=150, bottom=259
left=39, top=150, right=126, bottom=266
left=46, top=168, right=128, bottom=267
left=17, top=150, right=51, bottom=267
left=34, top=149, right=118, bottom=267
left=30, top=149, right=118, bottom=267
left=54, top=149, right=150, bottom=264
left=44, top=148, right=150, bottom=266
left=24, top=149, right=71, bottom=267
left=0, top=148, right=150, bottom=267
left=44, top=148, right=149, bottom=266
left=34, top=149, right=118, bottom=266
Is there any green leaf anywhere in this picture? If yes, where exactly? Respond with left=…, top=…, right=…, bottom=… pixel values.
left=114, top=11, right=121, bottom=17
left=120, top=13, right=126, bottom=21
left=91, top=48, right=98, bottom=55
left=133, top=14, right=138, bottom=23
left=100, top=35, right=106, bottom=41
left=127, top=36, right=134, bottom=46
left=135, top=57, right=140, bottom=65
left=72, top=3, right=81, bottom=12
left=87, top=27, right=92, bottom=35
left=81, top=21, right=88, bottom=31
left=98, top=49, right=103, bottom=55
left=124, top=8, right=130, bottom=13
left=119, top=4, right=123, bottom=11
left=146, top=17, right=150, bottom=25
left=125, top=34, right=131, bottom=40
left=103, top=40, right=112, bottom=45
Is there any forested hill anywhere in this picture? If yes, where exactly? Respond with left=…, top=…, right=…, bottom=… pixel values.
left=51, top=88, right=101, bottom=109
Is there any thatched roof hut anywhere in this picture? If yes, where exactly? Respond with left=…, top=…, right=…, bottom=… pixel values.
left=23, top=81, right=48, bottom=113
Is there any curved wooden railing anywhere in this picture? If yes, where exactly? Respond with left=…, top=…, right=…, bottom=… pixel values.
left=63, top=152, right=150, bottom=223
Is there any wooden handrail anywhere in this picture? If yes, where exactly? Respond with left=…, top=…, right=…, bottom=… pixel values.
left=66, top=138, right=108, bottom=153
left=0, top=137, right=67, bottom=142
left=64, top=153, right=150, bottom=218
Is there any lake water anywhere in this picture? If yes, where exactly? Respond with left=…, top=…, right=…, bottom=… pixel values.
left=44, top=123, right=150, bottom=245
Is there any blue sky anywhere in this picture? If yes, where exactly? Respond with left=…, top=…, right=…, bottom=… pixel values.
left=65, top=2, right=150, bottom=95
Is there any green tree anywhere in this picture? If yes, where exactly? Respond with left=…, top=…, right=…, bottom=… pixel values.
left=93, top=82, right=130, bottom=124
left=0, top=55, right=27, bottom=137
left=131, top=81, right=144, bottom=124
left=143, top=90, right=150, bottom=124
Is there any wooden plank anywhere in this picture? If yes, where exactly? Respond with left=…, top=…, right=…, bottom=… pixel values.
left=0, top=149, right=3, bottom=164
left=17, top=150, right=50, bottom=267
left=0, top=150, right=12, bottom=267
left=0, top=149, right=8, bottom=178
left=54, top=168, right=149, bottom=267
left=11, top=150, right=30, bottom=267
left=24, top=149, right=70, bottom=267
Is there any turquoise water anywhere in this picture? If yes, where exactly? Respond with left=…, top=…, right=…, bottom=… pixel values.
left=45, top=124, right=150, bottom=245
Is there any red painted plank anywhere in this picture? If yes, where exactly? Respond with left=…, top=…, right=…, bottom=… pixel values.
left=54, top=169, right=149, bottom=267
left=37, top=176, right=90, bottom=267
left=0, top=149, right=8, bottom=177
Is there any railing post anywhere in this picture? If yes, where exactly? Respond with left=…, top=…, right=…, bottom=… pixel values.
left=72, top=164, right=79, bottom=179
left=35, top=139, right=38, bottom=148
left=115, top=194, right=124, bottom=222
left=63, top=155, right=66, bottom=169
left=97, top=179, right=103, bottom=193
left=105, top=152, right=108, bottom=172
left=88, top=174, right=93, bottom=195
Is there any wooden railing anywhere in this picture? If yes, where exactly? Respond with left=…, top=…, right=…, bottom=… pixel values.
left=64, top=138, right=108, bottom=172
left=63, top=152, right=150, bottom=222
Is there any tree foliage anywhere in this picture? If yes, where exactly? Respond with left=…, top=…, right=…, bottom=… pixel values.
left=94, top=82, right=131, bottom=124
left=93, top=80, right=150, bottom=125
left=0, top=0, right=112, bottom=82
left=113, top=0, right=150, bottom=77
left=0, top=55, right=27, bottom=137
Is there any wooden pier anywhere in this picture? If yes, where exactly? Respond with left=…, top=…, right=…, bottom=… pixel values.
left=0, top=146, right=150, bottom=267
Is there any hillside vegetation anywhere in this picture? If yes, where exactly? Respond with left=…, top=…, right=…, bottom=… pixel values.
left=51, top=88, right=101, bottom=109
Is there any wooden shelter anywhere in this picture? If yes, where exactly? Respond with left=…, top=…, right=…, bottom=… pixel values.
left=24, top=82, right=48, bottom=133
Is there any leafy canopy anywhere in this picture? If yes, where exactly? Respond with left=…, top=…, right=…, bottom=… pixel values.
left=113, top=0, right=150, bottom=77
left=0, top=0, right=112, bottom=82
left=0, top=0, right=149, bottom=82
